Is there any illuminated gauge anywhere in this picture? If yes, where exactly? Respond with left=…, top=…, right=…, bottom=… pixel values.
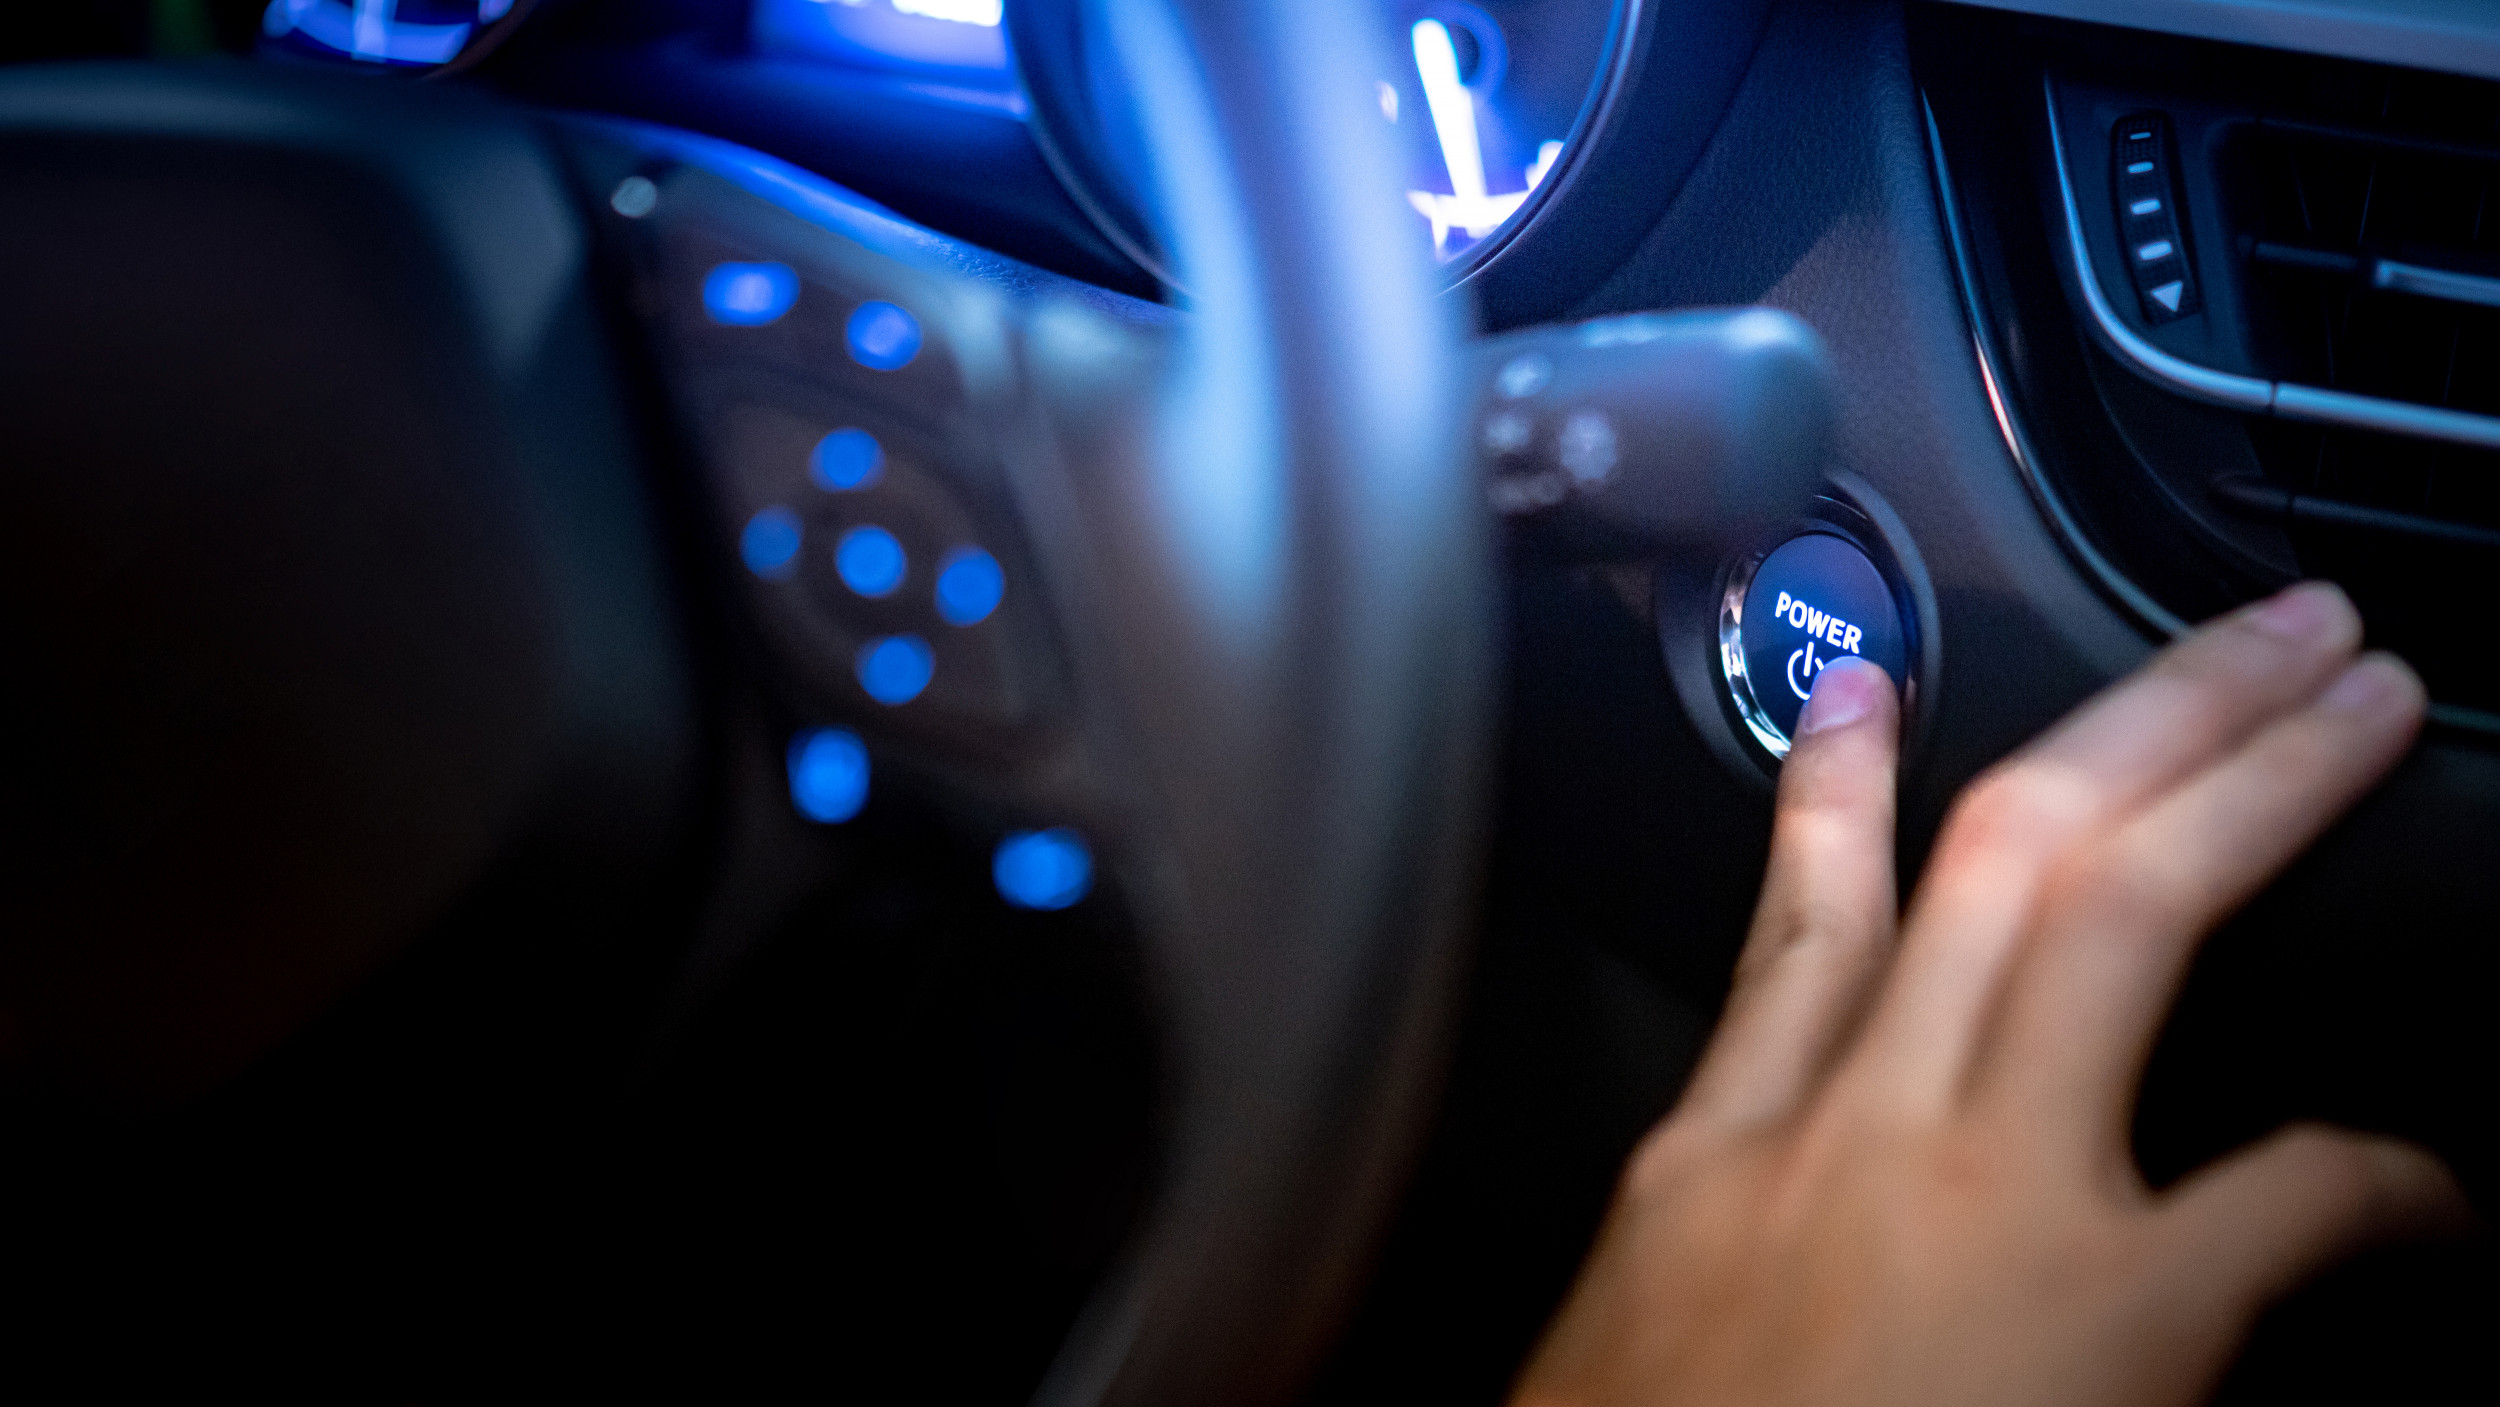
left=1012, top=0, right=1752, bottom=320
left=1384, top=2, right=1617, bottom=269
left=752, top=0, right=1011, bottom=76
left=258, top=0, right=538, bottom=71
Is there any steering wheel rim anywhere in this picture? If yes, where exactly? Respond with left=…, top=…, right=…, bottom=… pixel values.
left=0, top=4, right=1491, bottom=1402
left=1014, top=6, right=1488, bottom=1400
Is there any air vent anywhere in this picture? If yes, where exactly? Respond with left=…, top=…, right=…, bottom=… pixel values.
left=2221, top=100, right=2500, bottom=709
left=1919, top=8, right=2500, bottom=720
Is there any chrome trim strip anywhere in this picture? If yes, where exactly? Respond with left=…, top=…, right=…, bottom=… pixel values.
left=2430, top=701, right=2500, bottom=732
left=1940, top=0, right=2500, bottom=88
left=1923, top=93, right=2189, bottom=638
left=2045, top=80, right=2500, bottom=455
left=2273, top=382, right=2500, bottom=450
left=2373, top=255, right=2500, bottom=310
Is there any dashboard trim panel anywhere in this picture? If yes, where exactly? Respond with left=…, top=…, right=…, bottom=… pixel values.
left=1936, top=74, right=2500, bottom=734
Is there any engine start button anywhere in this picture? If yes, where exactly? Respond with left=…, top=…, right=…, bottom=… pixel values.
left=1726, top=532, right=1907, bottom=753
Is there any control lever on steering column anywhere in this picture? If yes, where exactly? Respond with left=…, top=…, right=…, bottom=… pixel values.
left=1473, top=307, right=1838, bottom=559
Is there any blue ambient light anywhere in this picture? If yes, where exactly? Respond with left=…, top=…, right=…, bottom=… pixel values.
left=750, top=0, right=1010, bottom=78
left=786, top=727, right=870, bottom=824
left=994, top=828, right=1093, bottom=910
left=742, top=506, right=803, bottom=578
left=835, top=525, right=908, bottom=598
left=704, top=261, right=799, bottom=326
left=261, top=0, right=481, bottom=66
left=856, top=633, right=936, bottom=704
left=811, top=427, right=885, bottom=491
left=935, top=546, right=1004, bottom=626
left=847, top=301, right=922, bottom=370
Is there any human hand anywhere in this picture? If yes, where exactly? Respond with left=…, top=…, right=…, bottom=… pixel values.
left=1512, top=582, right=2471, bottom=1407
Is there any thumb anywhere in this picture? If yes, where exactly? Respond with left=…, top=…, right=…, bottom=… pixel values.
left=2160, top=1122, right=2473, bottom=1317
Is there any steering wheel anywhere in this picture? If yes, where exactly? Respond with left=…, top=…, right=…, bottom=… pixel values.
left=0, top=3, right=1487, bottom=1402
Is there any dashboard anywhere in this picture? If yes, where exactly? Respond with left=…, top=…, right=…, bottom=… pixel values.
left=13, top=0, right=2500, bottom=1401
left=485, top=5, right=2500, bottom=1398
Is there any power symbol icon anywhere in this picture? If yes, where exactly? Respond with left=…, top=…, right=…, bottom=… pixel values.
left=1786, top=642, right=1824, bottom=701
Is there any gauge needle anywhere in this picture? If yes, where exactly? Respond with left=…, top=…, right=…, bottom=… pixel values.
left=1407, top=19, right=1557, bottom=252
left=1412, top=20, right=1487, bottom=206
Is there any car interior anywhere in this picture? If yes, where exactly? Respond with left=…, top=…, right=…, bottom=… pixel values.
left=3, top=0, right=2494, bottom=1401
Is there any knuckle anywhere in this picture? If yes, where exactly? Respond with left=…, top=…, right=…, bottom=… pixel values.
left=2269, top=1125, right=2394, bottom=1209
left=1938, top=760, right=2100, bottom=862
left=2127, top=666, right=2240, bottom=739
left=2038, top=832, right=2186, bottom=940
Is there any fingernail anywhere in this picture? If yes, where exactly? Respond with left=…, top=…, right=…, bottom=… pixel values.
left=2319, top=654, right=2414, bottom=714
left=1796, top=655, right=1888, bottom=737
left=2247, top=581, right=2351, bottom=641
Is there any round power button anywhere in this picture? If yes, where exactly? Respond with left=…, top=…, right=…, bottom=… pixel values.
left=1723, top=532, right=1907, bottom=756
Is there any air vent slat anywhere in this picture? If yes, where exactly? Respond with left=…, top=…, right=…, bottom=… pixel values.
left=2235, top=108, right=2500, bottom=546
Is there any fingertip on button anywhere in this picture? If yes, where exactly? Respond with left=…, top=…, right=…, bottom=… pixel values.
left=1723, top=529, right=1912, bottom=760
left=1796, top=654, right=1890, bottom=737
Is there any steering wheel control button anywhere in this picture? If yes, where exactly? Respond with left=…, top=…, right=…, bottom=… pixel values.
left=845, top=300, right=922, bottom=370
left=935, top=546, right=1005, bottom=625
left=1496, top=352, right=1552, bottom=399
left=609, top=175, right=659, bottom=220
left=1556, top=410, right=1617, bottom=484
left=786, top=727, right=870, bottom=824
left=1725, top=532, right=1906, bottom=755
left=741, top=506, right=802, bottom=579
left=834, top=525, right=908, bottom=598
left=994, top=828, right=1093, bottom=911
left=810, top=427, right=885, bottom=491
left=857, top=633, right=936, bottom=704
left=703, top=261, right=799, bottom=326
left=2110, top=113, right=2198, bottom=324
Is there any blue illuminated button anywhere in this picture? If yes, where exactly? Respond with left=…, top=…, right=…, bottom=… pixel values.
left=741, top=506, right=802, bottom=578
left=847, top=301, right=922, bottom=370
left=856, top=633, right=935, bottom=704
left=704, top=262, right=799, bottom=326
left=994, top=828, right=1093, bottom=910
left=835, top=525, right=907, bottom=598
left=935, top=546, right=1004, bottom=626
left=1736, top=532, right=1906, bottom=744
left=786, top=727, right=869, bottom=823
left=811, top=427, right=884, bottom=491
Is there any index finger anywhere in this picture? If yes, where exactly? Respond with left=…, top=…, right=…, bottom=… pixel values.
left=1676, top=656, right=1901, bottom=1135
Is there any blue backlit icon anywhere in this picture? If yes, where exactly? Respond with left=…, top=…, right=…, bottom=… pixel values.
left=856, top=633, right=935, bottom=704
left=741, top=506, right=802, bottom=578
left=786, top=727, right=869, bottom=823
left=811, top=427, right=885, bottom=491
left=994, top=828, right=1093, bottom=910
left=836, top=525, right=908, bottom=598
left=704, top=262, right=799, bottom=326
left=847, top=300, right=922, bottom=370
left=935, top=547, right=1004, bottom=626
